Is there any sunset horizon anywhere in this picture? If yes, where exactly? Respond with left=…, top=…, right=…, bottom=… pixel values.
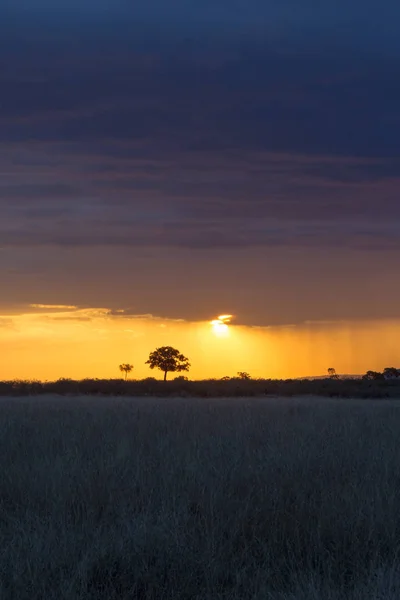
left=1, top=303, right=399, bottom=381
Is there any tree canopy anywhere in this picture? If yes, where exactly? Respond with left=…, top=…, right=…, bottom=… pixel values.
left=362, top=370, right=385, bottom=381
left=327, top=367, right=339, bottom=380
left=383, top=367, right=400, bottom=379
left=237, top=371, right=251, bottom=380
left=119, top=363, right=133, bottom=380
left=145, top=346, right=190, bottom=381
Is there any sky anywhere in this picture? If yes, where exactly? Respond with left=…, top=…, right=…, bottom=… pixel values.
left=1, top=1, right=400, bottom=379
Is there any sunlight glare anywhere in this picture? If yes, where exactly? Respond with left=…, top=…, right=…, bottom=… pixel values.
left=210, top=314, right=233, bottom=337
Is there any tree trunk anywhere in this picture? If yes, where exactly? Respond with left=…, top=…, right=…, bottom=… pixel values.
left=125, top=372, right=127, bottom=380
left=164, top=371, right=167, bottom=381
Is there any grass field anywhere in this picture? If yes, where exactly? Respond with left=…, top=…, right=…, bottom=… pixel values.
left=1, top=395, right=400, bottom=599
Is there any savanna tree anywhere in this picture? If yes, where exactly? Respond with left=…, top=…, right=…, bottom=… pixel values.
left=327, top=367, right=339, bottom=380
left=146, top=346, right=190, bottom=381
left=119, top=363, right=133, bottom=380
left=383, top=367, right=400, bottom=379
left=362, top=370, right=384, bottom=381
left=237, top=371, right=251, bottom=380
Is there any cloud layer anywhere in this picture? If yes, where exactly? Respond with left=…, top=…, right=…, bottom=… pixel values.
left=0, top=1, right=399, bottom=323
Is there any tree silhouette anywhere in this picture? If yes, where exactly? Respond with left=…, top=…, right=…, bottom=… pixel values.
left=362, top=370, right=384, bottom=381
left=383, top=367, right=400, bottom=379
left=119, top=363, right=133, bottom=380
left=327, top=367, right=339, bottom=380
left=237, top=371, right=251, bottom=380
left=146, top=346, right=190, bottom=381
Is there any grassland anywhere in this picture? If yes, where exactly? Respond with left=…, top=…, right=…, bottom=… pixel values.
left=1, top=394, right=400, bottom=599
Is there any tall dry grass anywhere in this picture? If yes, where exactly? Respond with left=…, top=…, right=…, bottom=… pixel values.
left=1, top=395, right=400, bottom=599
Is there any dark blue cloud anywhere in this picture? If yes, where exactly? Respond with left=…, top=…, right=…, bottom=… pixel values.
left=0, top=0, right=399, bottom=254
left=2, top=11, right=400, bottom=158
left=3, top=0, right=400, bottom=57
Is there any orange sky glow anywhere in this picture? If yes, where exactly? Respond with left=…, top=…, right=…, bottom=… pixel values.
left=0, top=305, right=399, bottom=380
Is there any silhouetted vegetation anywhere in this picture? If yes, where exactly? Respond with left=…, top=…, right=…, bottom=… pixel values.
left=383, top=367, right=400, bottom=378
left=118, top=363, right=133, bottom=380
left=237, top=371, right=251, bottom=380
left=328, top=367, right=339, bottom=379
left=145, top=346, right=190, bottom=381
left=362, top=370, right=385, bottom=381
left=2, top=394, right=400, bottom=599
left=1, top=375, right=400, bottom=398
left=361, top=367, right=400, bottom=381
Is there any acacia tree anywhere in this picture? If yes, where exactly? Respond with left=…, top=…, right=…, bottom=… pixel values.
left=237, top=371, right=251, bottom=380
left=327, top=367, right=339, bottom=380
left=362, top=370, right=384, bottom=381
left=383, top=367, right=400, bottom=379
left=119, top=363, right=133, bottom=380
left=146, top=346, right=190, bottom=381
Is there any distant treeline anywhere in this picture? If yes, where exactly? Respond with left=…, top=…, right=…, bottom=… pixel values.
left=1, top=376, right=400, bottom=398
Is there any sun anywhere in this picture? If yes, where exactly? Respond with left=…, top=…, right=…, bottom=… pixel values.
left=210, top=314, right=233, bottom=337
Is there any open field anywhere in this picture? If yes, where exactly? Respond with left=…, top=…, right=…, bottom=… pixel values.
left=1, top=395, right=400, bottom=599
